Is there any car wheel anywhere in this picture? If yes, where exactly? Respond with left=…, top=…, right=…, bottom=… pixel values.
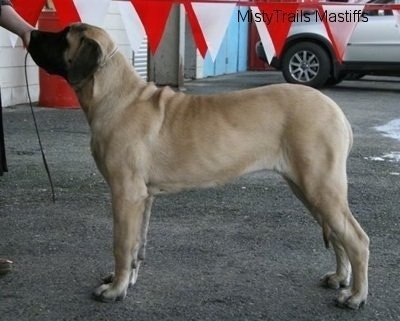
left=281, top=42, right=331, bottom=88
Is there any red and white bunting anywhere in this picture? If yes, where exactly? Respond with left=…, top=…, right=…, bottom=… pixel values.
left=53, top=0, right=81, bottom=27
left=251, top=6, right=275, bottom=64
left=12, top=0, right=46, bottom=26
left=257, top=3, right=299, bottom=59
left=73, top=0, right=111, bottom=27
left=320, top=4, right=365, bottom=62
left=184, top=1, right=208, bottom=58
left=130, top=0, right=173, bottom=54
left=9, top=0, right=44, bottom=47
left=191, top=2, right=236, bottom=61
left=116, top=1, right=146, bottom=53
left=11, top=0, right=400, bottom=63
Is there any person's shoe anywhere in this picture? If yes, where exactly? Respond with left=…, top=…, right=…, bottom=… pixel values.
left=0, top=259, right=13, bottom=275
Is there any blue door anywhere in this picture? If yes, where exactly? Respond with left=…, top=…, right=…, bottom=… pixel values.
left=203, top=6, right=248, bottom=77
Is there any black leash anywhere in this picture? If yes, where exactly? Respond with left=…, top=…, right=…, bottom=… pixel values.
left=24, top=52, right=56, bottom=203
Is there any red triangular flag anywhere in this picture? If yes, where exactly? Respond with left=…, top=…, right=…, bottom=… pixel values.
left=183, top=1, right=208, bottom=58
left=12, top=0, right=46, bottom=26
left=257, top=3, right=299, bottom=58
left=52, top=0, right=81, bottom=28
left=130, top=0, right=173, bottom=54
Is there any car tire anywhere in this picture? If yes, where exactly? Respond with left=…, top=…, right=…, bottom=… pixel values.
left=344, top=72, right=366, bottom=80
left=281, top=42, right=331, bottom=88
left=326, top=74, right=346, bottom=86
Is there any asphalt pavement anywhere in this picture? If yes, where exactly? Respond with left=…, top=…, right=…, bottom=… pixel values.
left=1, top=71, right=400, bottom=321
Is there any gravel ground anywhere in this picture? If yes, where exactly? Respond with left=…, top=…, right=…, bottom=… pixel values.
left=0, top=71, right=399, bottom=321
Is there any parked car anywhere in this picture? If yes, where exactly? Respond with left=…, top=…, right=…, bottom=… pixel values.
left=255, top=0, right=400, bottom=87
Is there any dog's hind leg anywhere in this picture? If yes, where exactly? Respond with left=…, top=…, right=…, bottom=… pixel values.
left=320, top=233, right=351, bottom=289
left=93, top=177, right=148, bottom=302
left=331, top=208, right=369, bottom=309
left=282, top=155, right=369, bottom=309
left=284, top=177, right=351, bottom=289
left=319, top=198, right=369, bottom=309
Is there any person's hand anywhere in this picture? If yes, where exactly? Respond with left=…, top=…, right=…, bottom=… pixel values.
left=20, top=28, right=33, bottom=48
left=0, top=5, right=35, bottom=48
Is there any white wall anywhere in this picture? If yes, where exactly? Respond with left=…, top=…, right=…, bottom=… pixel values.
left=0, top=2, right=145, bottom=107
left=103, top=2, right=133, bottom=67
left=0, top=28, right=38, bottom=107
left=104, top=2, right=148, bottom=80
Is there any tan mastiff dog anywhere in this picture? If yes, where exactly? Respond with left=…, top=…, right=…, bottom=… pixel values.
left=28, top=23, right=369, bottom=309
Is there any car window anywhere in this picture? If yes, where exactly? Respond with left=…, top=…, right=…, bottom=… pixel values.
left=364, top=0, right=395, bottom=16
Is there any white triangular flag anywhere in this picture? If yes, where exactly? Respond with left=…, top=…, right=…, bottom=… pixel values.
left=251, top=6, right=275, bottom=64
left=192, top=2, right=236, bottom=61
left=321, top=5, right=365, bottom=59
left=73, top=0, right=111, bottom=27
left=116, top=1, right=146, bottom=53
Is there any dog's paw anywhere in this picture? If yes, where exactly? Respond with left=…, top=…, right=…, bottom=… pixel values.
left=92, top=283, right=127, bottom=303
left=335, top=288, right=367, bottom=310
left=102, top=268, right=139, bottom=288
left=320, top=272, right=350, bottom=290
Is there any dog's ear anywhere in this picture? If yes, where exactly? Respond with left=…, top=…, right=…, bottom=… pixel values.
left=68, top=38, right=102, bottom=85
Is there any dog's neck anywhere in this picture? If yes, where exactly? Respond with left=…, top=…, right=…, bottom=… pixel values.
left=76, top=50, right=148, bottom=123
left=99, top=47, right=119, bottom=68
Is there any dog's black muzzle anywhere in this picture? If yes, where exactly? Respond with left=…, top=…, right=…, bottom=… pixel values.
left=28, top=28, right=70, bottom=79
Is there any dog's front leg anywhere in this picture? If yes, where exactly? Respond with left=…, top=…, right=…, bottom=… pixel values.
left=93, top=178, right=148, bottom=302
left=129, top=196, right=154, bottom=287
